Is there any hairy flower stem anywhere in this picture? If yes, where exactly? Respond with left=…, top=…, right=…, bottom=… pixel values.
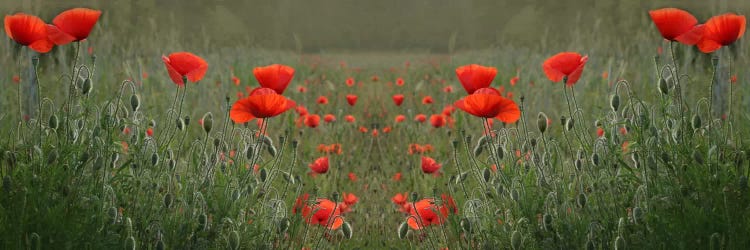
left=669, top=41, right=687, bottom=142
left=63, top=42, right=81, bottom=143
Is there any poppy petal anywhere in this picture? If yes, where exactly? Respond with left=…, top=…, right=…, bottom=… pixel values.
left=494, top=97, right=521, bottom=123
left=230, top=98, right=256, bottom=123
left=162, top=55, right=185, bottom=86
left=648, top=8, right=698, bottom=41
left=46, top=24, right=76, bottom=45
left=52, top=8, right=101, bottom=42
left=674, top=24, right=705, bottom=45
left=697, top=39, right=722, bottom=53
left=29, top=38, right=53, bottom=53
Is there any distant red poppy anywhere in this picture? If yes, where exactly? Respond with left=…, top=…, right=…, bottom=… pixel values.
left=392, top=172, right=402, bottom=181
left=430, top=114, right=446, bottom=128
left=442, top=104, right=455, bottom=116
left=510, top=76, right=519, bottom=86
left=297, top=85, right=307, bottom=93
left=414, top=114, right=427, bottom=123
left=317, top=96, right=328, bottom=104
left=12, top=75, right=20, bottom=83
left=345, top=115, right=356, bottom=123
left=324, top=114, right=336, bottom=123
left=146, top=127, right=154, bottom=137
left=232, top=75, right=240, bottom=86
left=455, top=64, right=497, bottom=94
left=46, top=8, right=101, bottom=45
left=348, top=172, right=357, bottom=182
left=4, top=13, right=54, bottom=53
left=162, top=52, right=209, bottom=86
left=295, top=105, right=309, bottom=116
left=392, top=192, right=408, bottom=205
left=304, top=114, right=321, bottom=128
left=343, top=192, right=358, bottom=206
left=422, top=96, right=434, bottom=105
left=395, top=115, right=406, bottom=123
left=396, top=77, right=405, bottom=86
left=371, top=75, right=379, bottom=82
left=383, top=126, right=392, bottom=133
left=597, top=127, right=605, bottom=138
left=229, top=88, right=295, bottom=123
left=253, top=64, right=295, bottom=94
left=309, top=156, right=329, bottom=174
left=454, top=88, right=520, bottom=123
left=648, top=8, right=703, bottom=45
left=421, top=156, right=441, bottom=174
left=697, top=13, right=746, bottom=53
left=443, top=85, right=454, bottom=93
left=346, top=94, right=358, bottom=106
left=392, top=94, right=405, bottom=106
left=371, top=129, right=379, bottom=137
left=542, top=52, right=588, bottom=86
left=345, top=77, right=355, bottom=87
left=358, top=126, right=368, bottom=133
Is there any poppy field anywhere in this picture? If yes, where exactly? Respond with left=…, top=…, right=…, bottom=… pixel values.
left=2, top=3, right=750, bottom=250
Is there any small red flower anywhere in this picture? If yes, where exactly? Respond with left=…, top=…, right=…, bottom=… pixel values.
left=392, top=172, right=402, bottom=181
left=12, top=75, right=21, bottom=83
left=443, top=85, right=454, bottom=93
left=346, top=94, right=358, bottom=106
left=345, top=115, right=356, bottom=123
left=230, top=88, right=296, bottom=123
left=304, top=114, right=321, bottom=128
left=392, top=192, right=408, bottom=205
left=253, top=64, right=295, bottom=94
left=297, top=85, right=307, bottom=93
left=697, top=13, right=746, bottom=53
left=298, top=198, right=344, bottom=229
left=422, top=96, right=434, bottom=105
left=542, top=52, right=588, bottom=86
left=317, top=95, right=329, bottom=104
left=4, top=13, right=54, bottom=53
left=324, top=114, right=336, bottom=123
left=421, top=156, right=441, bottom=174
left=309, top=157, right=329, bottom=174
left=383, top=126, right=392, bottom=133
left=162, top=52, right=209, bottom=86
left=414, top=114, right=426, bottom=123
left=396, top=77, right=405, bottom=86
left=510, top=76, right=519, bottom=86
left=454, top=88, right=521, bottom=123
left=46, top=8, right=101, bottom=45
left=456, top=64, right=497, bottom=94
left=358, top=126, right=368, bottom=133
left=345, top=77, right=355, bottom=87
left=146, top=127, right=154, bottom=137
left=392, top=94, right=405, bottom=106
left=597, top=127, right=605, bottom=138
left=430, top=114, right=446, bottom=128
left=232, top=75, right=240, bottom=86
left=348, top=172, right=357, bottom=182
left=648, top=8, right=703, bottom=45
left=406, top=198, right=449, bottom=229
left=343, top=192, right=358, bottom=206
left=395, top=115, right=406, bottom=123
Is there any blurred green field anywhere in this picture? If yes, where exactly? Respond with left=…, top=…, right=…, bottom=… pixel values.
left=1, top=1, right=750, bottom=250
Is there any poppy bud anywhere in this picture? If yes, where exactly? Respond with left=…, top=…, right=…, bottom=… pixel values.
left=398, top=221, right=409, bottom=239
left=495, top=145, right=504, bottom=160
left=260, top=168, right=268, bottom=182
left=510, top=189, right=519, bottom=202
left=155, top=239, right=165, bottom=250
left=460, top=217, right=472, bottom=233
left=130, top=94, right=140, bottom=112
left=591, top=153, right=600, bottom=166
left=198, top=213, right=208, bottom=230
left=228, top=231, right=240, bottom=250
left=577, top=193, right=587, bottom=208
left=49, top=114, right=59, bottom=130
left=30, top=232, right=41, bottom=250
left=565, top=117, right=575, bottom=131
left=614, top=236, right=625, bottom=250
left=47, top=150, right=58, bottom=165
left=163, top=193, right=173, bottom=209
left=691, top=114, right=701, bottom=130
left=277, top=217, right=290, bottom=234
left=483, top=168, right=492, bottom=183
left=537, top=112, right=548, bottom=134
left=543, top=213, right=553, bottom=231
left=342, top=221, right=353, bottom=239
left=202, top=112, right=213, bottom=134
left=331, top=191, right=340, bottom=202
left=632, top=207, right=643, bottom=224
left=693, top=150, right=704, bottom=165
left=511, top=230, right=522, bottom=250
left=151, top=152, right=159, bottom=166
left=167, top=159, right=176, bottom=171
left=594, top=119, right=602, bottom=128
left=610, top=94, right=620, bottom=112
left=176, top=118, right=185, bottom=131
left=125, top=236, right=136, bottom=250
left=473, top=142, right=484, bottom=157
left=410, top=192, right=419, bottom=202
left=710, top=232, right=721, bottom=250
left=575, top=158, right=583, bottom=171
left=657, top=78, right=669, bottom=95
left=267, top=144, right=277, bottom=157
left=107, top=206, right=118, bottom=224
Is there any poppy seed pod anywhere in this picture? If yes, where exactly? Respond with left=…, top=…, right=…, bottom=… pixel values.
left=537, top=112, right=548, bottom=134
left=410, top=192, right=419, bottom=202
left=259, top=168, right=268, bottom=182
left=130, top=94, right=140, bottom=112
left=202, top=112, right=213, bottom=134
left=610, top=94, right=620, bottom=112
left=183, top=115, right=191, bottom=126
left=397, top=221, right=409, bottom=239
left=473, top=142, right=484, bottom=157
left=82, top=78, right=93, bottom=95
left=511, top=230, right=522, bottom=250
left=332, top=191, right=340, bottom=202
left=577, top=193, right=587, bottom=208
left=342, top=221, right=353, bottom=239
left=151, top=152, right=159, bottom=166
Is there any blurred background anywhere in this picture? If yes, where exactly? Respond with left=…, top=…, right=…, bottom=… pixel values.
left=3, top=0, right=746, bottom=52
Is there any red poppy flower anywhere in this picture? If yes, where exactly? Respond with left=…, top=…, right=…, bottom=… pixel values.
left=253, top=64, right=295, bottom=94
left=392, top=192, right=408, bottom=206
left=383, top=126, right=392, bottom=133
left=324, top=114, right=336, bottom=123
left=371, top=75, right=379, bottom=82
left=455, top=64, right=498, bottom=94
left=232, top=75, right=240, bottom=86
left=392, top=172, right=402, bottom=181
left=345, top=115, right=355, bottom=123
left=299, top=198, right=344, bottom=229
left=46, top=8, right=101, bottom=45
left=442, top=104, right=455, bottom=116
left=317, top=96, right=328, bottom=104
left=304, top=114, right=321, bottom=128
left=697, top=13, right=746, bottom=53
left=414, top=114, right=426, bottom=123
left=430, top=114, right=446, bottom=128
left=443, top=85, right=454, bottom=93
left=342, top=192, right=359, bottom=206
left=421, top=156, right=441, bottom=174
left=229, top=88, right=296, bottom=123
left=396, top=77, right=405, bottom=86
left=309, top=156, right=329, bottom=174
left=648, top=8, right=703, bottom=45
left=345, top=77, right=355, bottom=87
left=295, top=105, right=308, bottom=116
left=395, top=115, right=406, bottom=123
left=358, top=126, right=368, bottom=133
left=292, top=193, right=311, bottom=214
left=146, top=127, right=154, bottom=137
left=542, top=52, right=588, bottom=86
left=392, top=94, right=404, bottom=106
left=597, top=127, right=605, bottom=138
left=348, top=172, right=357, bottom=182
left=422, top=96, right=434, bottom=105
left=12, top=75, right=20, bottom=83
left=162, top=52, right=209, bottom=86
left=454, top=88, right=520, bottom=123
left=406, top=198, right=449, bottom=230
left=297, top=85, right=307, bottom=93
left=510, top=76, right=519, bottom=86
left=4, top=13, right=54, bottom=53
left=346, top=94, right=358, bottom=106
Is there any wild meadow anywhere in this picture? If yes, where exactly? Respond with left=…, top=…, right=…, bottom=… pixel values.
left=1, top=3, right=750, bottom=250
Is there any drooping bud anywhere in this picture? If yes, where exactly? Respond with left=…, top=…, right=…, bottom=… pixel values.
left=565, top=117, right=575, bottom=131
left=164, top=193, right=173, bottom=209
left=130, top=94, right=140, bottom=112
left=511, top=230, right=522, bottom=250
left=176, top=117, right=185, bottom=131
left=202, top=112, right=213, bottom=134
left=460, top=217, right=472, bottom=233
left=342, top=221, right=353, bottom=239
left=228, top=230, right=240, bottom=250
left=543, top=213, right=553, bottom=231
left=537, top=112, right=548, bottom=134
left=577, top=193, right=587, bottom=208
left=48, top=114, right=59, bottom=130
left=610, top=94, right=620, bottom=112
left=277, top=217, right=290, bottom=234
left=398, top=221, right=409, bottom=239
left=198, top=213, right=208, bottom=230
left=691, top=114, right=701, bottom=130
left=658, top=78, right=669, bottom=95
